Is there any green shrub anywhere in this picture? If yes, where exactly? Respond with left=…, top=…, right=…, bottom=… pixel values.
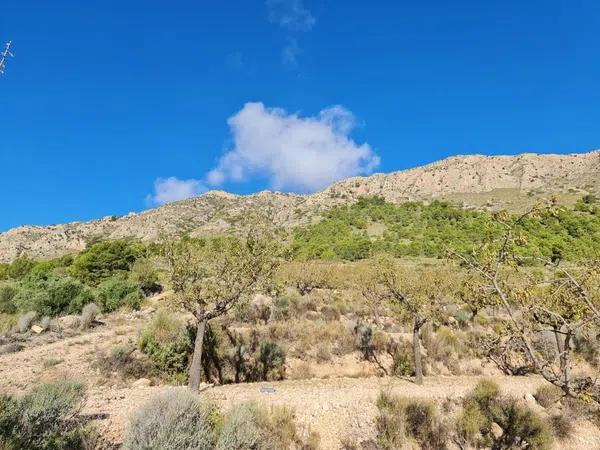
left=258, top=341, right=286, bottom=381
left=0, top=282, right=18, bottom=314
left=11, top=275, right=96, bottom=316
left=0, top=381, right=88, bottom=449
left=128, top=258, right=162, bottom=295
left=4, top=255, right=35, bottom=280
left=94, top=344, right=154, bottom=380
left=0, top=313, right=16, bottom=334
left=70, top=240, right=144, bottom=285
left=216, top=402, right=299, bottom=450
left=422, top=325, right=463, bottom=372
left=495, top=399, right=552, bottom=449
left=139, top=311, right=194, bottom=380
left=97, top=276, right=144, bottom=312
left=80, top=303, right=100, bottom=329
left=404, top=400, right=449, bottom=450
left=453, top=309, right=470, bottom=328
left=270, top=295, right=292, bottom=321
left=534, top=384, right=563, bottom=409
left=550, top=414, right=573, bottom=440
left=122, top=389, right=221, bottom=450
left=375, top=392, right=448, bottom=450
left=375, top=392, right=405, bottom=449
left=390, top=339, right=415, bottom=377
left=216, top=403, right=263, bottom=450
left=457, top=380, right=552, bottom=450
left=16, top=311, right=37, bottom=333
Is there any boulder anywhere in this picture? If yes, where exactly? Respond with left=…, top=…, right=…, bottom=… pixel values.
left=491, top=422, right=503, bottom=439
left=524, top=392, right=537, bottom=406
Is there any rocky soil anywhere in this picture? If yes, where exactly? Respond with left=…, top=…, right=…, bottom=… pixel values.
left=1, top=305, right=599, bottom=449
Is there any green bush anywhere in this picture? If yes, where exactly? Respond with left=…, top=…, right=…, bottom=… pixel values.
left=216, top=402, right=299, bottom=450
left=4, top=255, right=35, bottom=280
left=258, top=340, right=286, bottom=381
left=291, top=196, right=600, bottom=261
left=375, top=391, right=448, bottom=450
left=70, top=240, right=145, bottom=285
left=457, top=380, right=552, bottom=450
left=128, top=258, right=162, bottom=295
left=11, top=275, right=96, bottom=316
left=0, top=313, right=17, bottom=334
left=550, top=414, right=573, bottom=440
left=534, top=384, right=563, bottom=409
left=93, top=344, right=154, bottom=380
left=139, top=311, right=194, bottom=380
left=97, top=276, right=144, bottom=312
left=0, top=282, right=18, bottom=314
left=0, top=381, right=88, bottom=449
left=122, top=389, right=221, bottom=450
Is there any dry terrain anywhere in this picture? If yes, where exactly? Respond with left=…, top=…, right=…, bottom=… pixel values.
left=2, top=303, right=599, bottom=450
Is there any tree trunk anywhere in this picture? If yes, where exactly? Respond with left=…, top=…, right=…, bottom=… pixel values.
left=562, top=332, right=571, bottom=392
left=413, top=317, right=424, bottom=385
left=554, top=326, right=564, bottom=362
left=373, top=303, right=382, bottom=327
left=188, top=317, right=207, bottom=391
left=471, top=309, right=478, bottom=328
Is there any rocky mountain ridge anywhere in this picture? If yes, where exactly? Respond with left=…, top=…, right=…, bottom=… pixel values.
left=2, top=150, right=599, bottom=262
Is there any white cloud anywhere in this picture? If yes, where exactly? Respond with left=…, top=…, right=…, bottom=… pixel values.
left=282, top=38, right=300, bottom=67
left=267, top=0, right=315, bottom=31
left=206, top=102, right=380, bottom=193
left=146, top=177, right=206, bottom=206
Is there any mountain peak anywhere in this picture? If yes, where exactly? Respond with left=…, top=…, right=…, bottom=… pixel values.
left=1, top=150, right=599, bottom=263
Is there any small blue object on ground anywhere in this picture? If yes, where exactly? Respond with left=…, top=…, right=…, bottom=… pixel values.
left=259, top=387, right=276, bottom=394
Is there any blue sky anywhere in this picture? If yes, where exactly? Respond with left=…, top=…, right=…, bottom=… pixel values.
left=1, top=0, right=599, bottom=231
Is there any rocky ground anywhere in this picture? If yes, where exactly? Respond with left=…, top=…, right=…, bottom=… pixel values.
left=1, top=306, right=599, bottom=449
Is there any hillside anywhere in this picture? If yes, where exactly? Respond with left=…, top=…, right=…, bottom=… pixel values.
left=1, top=150, right=599, bottom=263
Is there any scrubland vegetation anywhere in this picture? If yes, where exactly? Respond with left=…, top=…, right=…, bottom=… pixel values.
left=1, top=195, right=600, bottom=449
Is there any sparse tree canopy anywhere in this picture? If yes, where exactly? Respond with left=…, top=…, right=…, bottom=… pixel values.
left=452, top=203, right=600, bottom=403
left=163, top=231, right=280, bottom=390
left=367, top=254, right=449, bottom=385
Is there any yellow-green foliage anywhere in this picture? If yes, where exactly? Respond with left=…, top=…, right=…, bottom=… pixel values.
left=139, top=310, right=194, bottom=380
left=217, top=403, right=300, bottom=450
left=457, top=380, right=552, bottom=450
left=0, top=313, right=16, bottom=334
left=534, top=384, right=563, bottom=409
left=375, top=391, right=449, bottom=450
